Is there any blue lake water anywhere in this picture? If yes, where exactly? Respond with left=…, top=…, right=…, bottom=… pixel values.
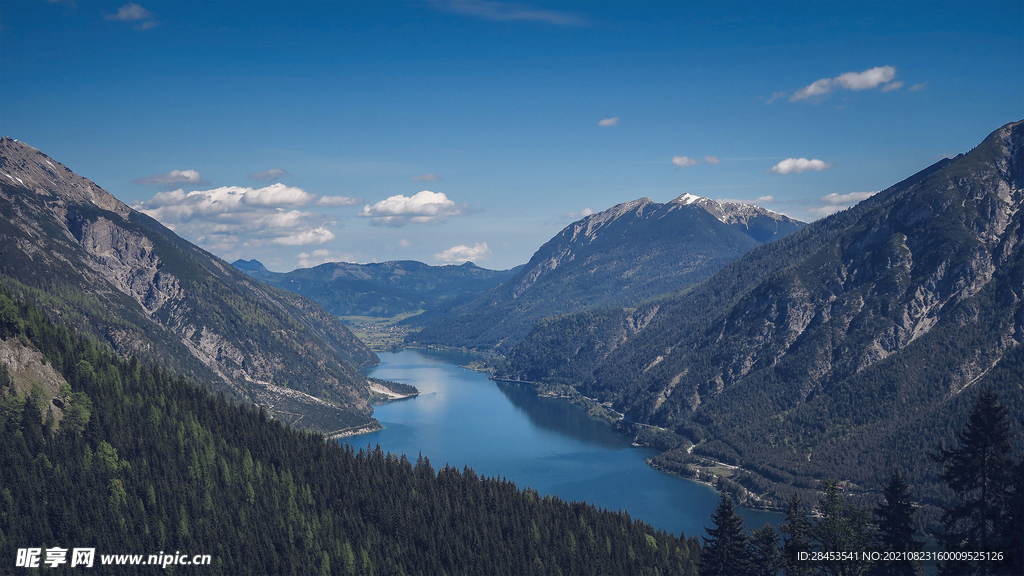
left=345, top=348, right=783, bottom=539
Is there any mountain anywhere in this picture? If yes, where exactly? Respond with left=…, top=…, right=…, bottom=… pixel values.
left=410, top=195, right=804, bottom=352
left=0, top=137, right=381, bottom=435
left=501, top=121, right=1024, bottom=508
left=1, top=287, right=701, bottom=575
left=232, top=258, right=274, bottom=279
left=235, top=259, right=522, bottom=319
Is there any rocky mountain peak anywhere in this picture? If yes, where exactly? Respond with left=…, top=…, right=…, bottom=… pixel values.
left=498, top=120, right=1024, bottom=506
left=1, top=139, right=380, bottom=434
left=672, top=192, right=705, bottom=205
left=413, top=188, right=806, bottom=351
left=670, top=191, right=797, bottom=228
left=0, top=137, right=130, bottom=219
left=232, top=259, right=273, bottom=279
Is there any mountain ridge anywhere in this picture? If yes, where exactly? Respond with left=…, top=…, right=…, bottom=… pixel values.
left=409, top=194, right=805, bottom=352
left=0, top=137, right=381, bottom=434
left=236, top=258, right=522, bottom=319
left=500, top=120, right=1024, bottom=509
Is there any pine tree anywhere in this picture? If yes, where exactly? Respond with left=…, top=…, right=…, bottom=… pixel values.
left=872, top=469, right=923, bottom=576
left=749, top=523, right=781, bottom=576
left=781, top=494, right=813, bottom=576
left=700, top=493, right=750, bottom=576
left=813, top=479, right=874, bottom=576
left=1003, top=454, right=1023, bottom=575
left=931, top=387, right=1016, bottom=575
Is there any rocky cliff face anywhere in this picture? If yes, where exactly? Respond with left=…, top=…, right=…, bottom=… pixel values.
left=0, top=137, right=379, bottom=434
left=411, top=194, right=804, bottom=352
left=502, top=121, right=1024, bottom=502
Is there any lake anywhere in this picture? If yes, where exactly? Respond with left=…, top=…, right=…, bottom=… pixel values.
left=346, top=348, right=783, bottom=539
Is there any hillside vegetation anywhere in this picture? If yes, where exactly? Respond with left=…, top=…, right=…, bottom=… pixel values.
left=0, top=138, right=379, bottom=434
left=501, top=121, right=1024, bottom=514
left=0, top=286, right=700, bottom=575
left=412, top=195, right=803, bottom=352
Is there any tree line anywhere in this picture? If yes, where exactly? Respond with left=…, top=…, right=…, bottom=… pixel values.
left=699, top=386, right=1023, bottom=575
left=2, top=282, right=1021, bottom=574
left=1, top=285, right=699, bottom=575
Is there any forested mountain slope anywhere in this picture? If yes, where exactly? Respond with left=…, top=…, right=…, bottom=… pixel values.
left=0, top=137, right=379, bottom=434
left=0, top=288, right=701, bottom=575
left=502, top=120, right=1024, bottom=507
left=411, top=195, right=804, bottom=352
left=237, top=259, right=521, bottom=318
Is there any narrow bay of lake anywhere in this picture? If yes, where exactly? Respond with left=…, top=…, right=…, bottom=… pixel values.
left=347, top=348, right=782, bottom=539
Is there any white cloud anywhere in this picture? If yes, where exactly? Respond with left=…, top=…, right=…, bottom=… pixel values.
left=136, top=184, right=315, bottom=221
left=791, top=66, right=897, bottom=102
left=809, top=190, right=879, bottom=219
left=250, top=168, right=291, bottom=182
left=434, top=242, right=491, bottom=263
left=881, top=81, right=904, bottom=92
left=791, top=78, right=835, bottom=101
left=398, top=239, right=411, bottom=248
left=909, top=82, right=927, bottom=92
left=765, top=91, right=788, bottom=105
left=834, top=66, right=896, bottom=90
left=106, top=2, right=152, bottom=21
left=133, top=169, right=207, bottom=187
left=272, top=227, right=335, bottom=246
left=412, top=173, right=442, bottom=181
left=565, top=207, right=594, bottom=219
left=134, top=183, right=333, bottom=252
left=358, top=190, right=467, bottom=226
left=756, top=195, right=775, bottom=202
left=821, top=191, right=877, bottom=205
left=244, top=183, right=316, bottom=206
left=808, top=205, right=845, bottom=218
left=672, top=156, right=700, bottom=167
left=316, top=195, right=363, bottom=207
left=769, top=158, right=834, bottom=174
left=430, top=0, right=587, bottom=26
left=669, top=155, right=721, bottom=167
left=598, top=117, right=619, bottom=127
left=105, top=3, right=158, bottom=29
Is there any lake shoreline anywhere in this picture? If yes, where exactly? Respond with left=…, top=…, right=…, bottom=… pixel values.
left=326, top=422, right=384, bottom=440
left=491, top=375, right=789, bottom=514
left=351, top=349, right=785, bottom=536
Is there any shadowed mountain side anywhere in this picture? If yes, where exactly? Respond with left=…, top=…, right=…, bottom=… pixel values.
left=237, top=259, right=522, bottom=319
left=0, top=137, right=380, bottom=434
left=410, top=195, right=804, bottom=352
left=500, top=120, right=1024, bottom=509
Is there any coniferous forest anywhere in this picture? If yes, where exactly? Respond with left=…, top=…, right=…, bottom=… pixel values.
left=0, top=285, right=701, bottom=575
left=4, top=268, right=1024, bottom=575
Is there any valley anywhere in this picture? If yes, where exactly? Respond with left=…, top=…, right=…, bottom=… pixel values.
left=499, top=120, right=1024, bottom=523
left=2, top=122, right=1021, bottom=575
left=246, top=121, right=1024, bottom=528
left=4, top=2, right=1021, bottom=573
left=340, top=313, right=421, bottom=352
left=352, top=348, right=785, bottom=538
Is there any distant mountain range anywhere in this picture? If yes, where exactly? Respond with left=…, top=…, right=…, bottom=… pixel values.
left=409, top=194, right=805, bottom=352
left=500, top=120, right=1024, bottom=508
left=0, top=137, right=382, bottom=435
left=233, top=259, right=521, bottom=319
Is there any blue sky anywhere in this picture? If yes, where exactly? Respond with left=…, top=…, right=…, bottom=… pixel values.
left=2, top=1, right=1021, bottom=271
